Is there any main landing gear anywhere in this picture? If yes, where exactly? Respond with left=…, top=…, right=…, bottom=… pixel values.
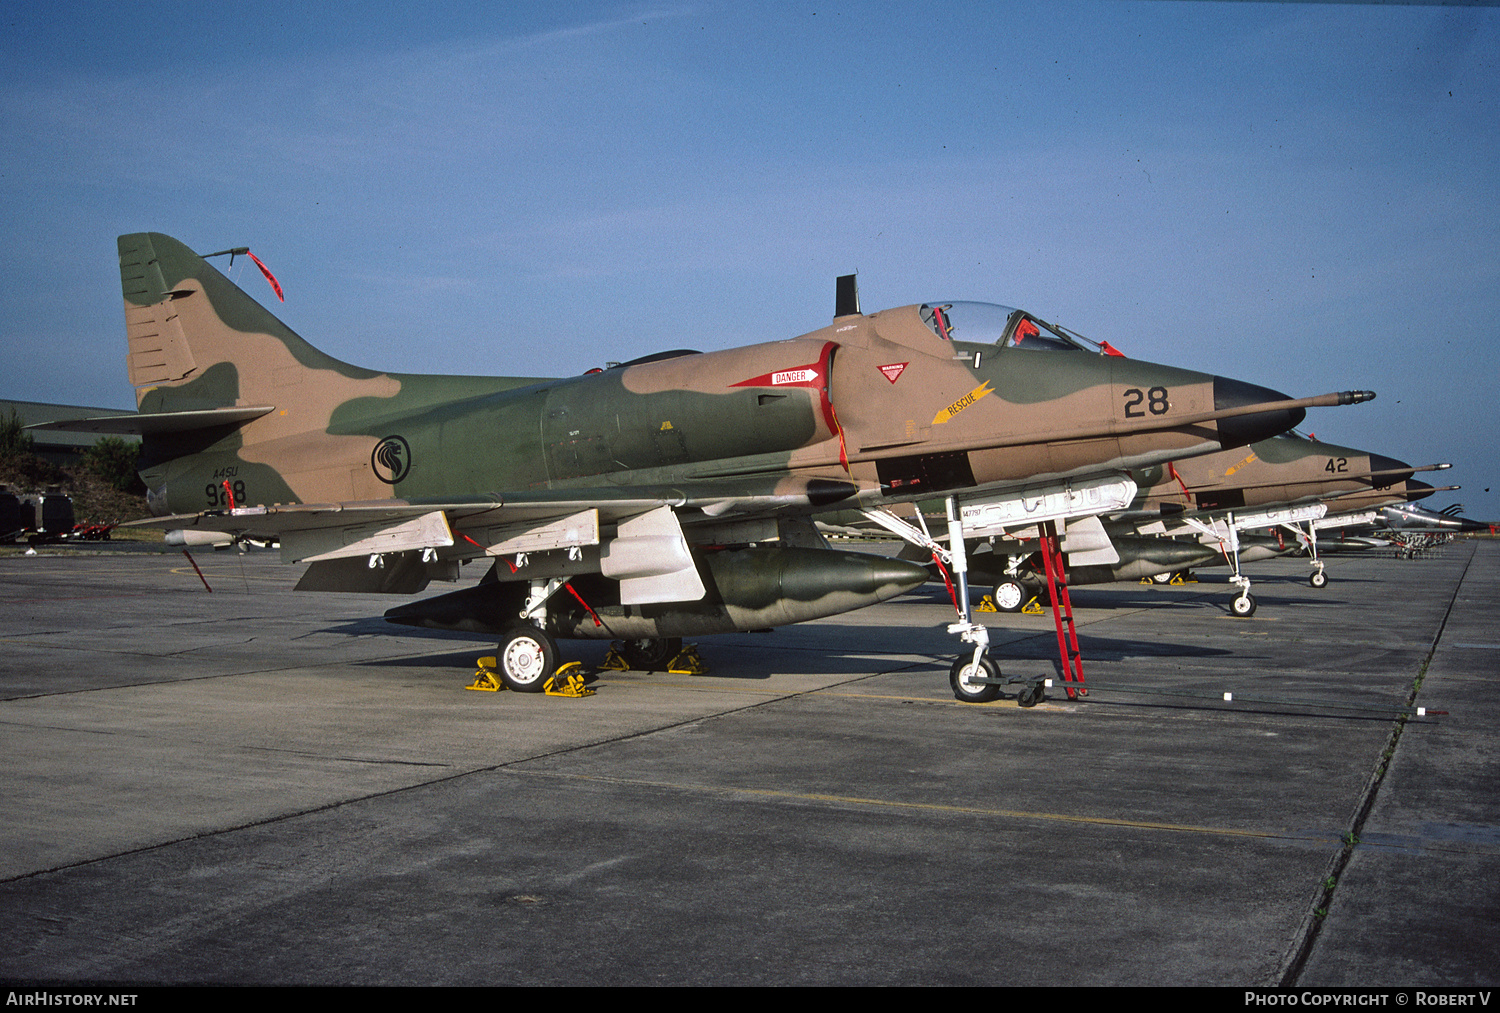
left=991, top=578, right=1027, bottom=614
left=598, top=637, right=707, bottom=675
left=621, top=637, right=682, bottom=671
left=496, top=623, right=558, bottom=692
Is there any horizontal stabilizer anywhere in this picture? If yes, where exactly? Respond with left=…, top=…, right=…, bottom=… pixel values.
left=26, top=406, right=275, bottom=435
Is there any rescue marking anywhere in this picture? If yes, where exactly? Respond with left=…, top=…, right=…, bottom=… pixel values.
left=931, top=381, right=994, bottom=425
left=1224, top=451, right=1259, bottom=477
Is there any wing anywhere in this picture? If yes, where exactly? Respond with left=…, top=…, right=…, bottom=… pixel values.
left=127, top=474, right=864, bottom=599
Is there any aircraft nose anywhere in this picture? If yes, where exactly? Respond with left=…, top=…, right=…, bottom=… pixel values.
left=1370, top=454, right=1415, bottom=486
left=1212, top=377, right=1304, bottom=448
left=1406, top=479, right=1435, bottom=502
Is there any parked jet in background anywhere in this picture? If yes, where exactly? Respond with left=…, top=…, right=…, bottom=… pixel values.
left=874, top=432, right=1434, bottom=617
left=1376, top=500, right=1496, bottom=534
left=36, top=235, right=1373, bottom=692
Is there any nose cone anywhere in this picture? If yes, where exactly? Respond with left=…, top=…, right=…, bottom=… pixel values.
left=1406, top=479, right=1435, bottom=502
left=1370, top=454, right=1415, bottom=486
left=1213, top=377, right=1305, bottom=448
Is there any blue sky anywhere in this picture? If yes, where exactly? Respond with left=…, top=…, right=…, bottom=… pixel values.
left=3, top=2, right=1497, bottom=518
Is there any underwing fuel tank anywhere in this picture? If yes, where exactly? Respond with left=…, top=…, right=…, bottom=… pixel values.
left=970, top=535, right=1220, bottom=587
left=1066, top=536, right=1224, bottom=584
left=383, top=546, right=929, bottom=640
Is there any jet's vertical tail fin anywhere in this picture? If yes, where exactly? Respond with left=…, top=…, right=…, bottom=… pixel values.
left=118, top=232, right=376, bottom=414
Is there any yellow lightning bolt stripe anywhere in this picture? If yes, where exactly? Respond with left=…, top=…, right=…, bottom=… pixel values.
left=931, top=381, right=994, bottom=425
left=1224, top=451, right=1258, bottom=477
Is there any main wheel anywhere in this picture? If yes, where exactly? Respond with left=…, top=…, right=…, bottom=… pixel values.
left=496, top=624, right=558, bottom=692
left=621, top=637, right=682, bottom=671
left=1151, top=572, right=1173, bottom=585
left=992, top=579, right=1026, bottom=613
left=949, top=654, right=1001, bottom=703
left=1309, top=569, right=1328, bottom=589
left=1231, top=593, right=1257, bottom=618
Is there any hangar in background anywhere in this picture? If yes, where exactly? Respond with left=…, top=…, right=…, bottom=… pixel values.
left=1, top=399, right=138, bottom=467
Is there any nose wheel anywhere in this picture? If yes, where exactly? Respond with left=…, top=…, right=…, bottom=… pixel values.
left=1231, top=592, right=1257, bottom=617
left=950, top=653, right=1001, bottom=703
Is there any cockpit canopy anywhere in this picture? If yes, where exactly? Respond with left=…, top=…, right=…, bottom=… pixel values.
left=918, top=302, right=1094, bottom=352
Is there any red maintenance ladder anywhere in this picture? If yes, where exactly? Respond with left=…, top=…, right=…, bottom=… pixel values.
left=1038, top=520, right=1087, bottom=700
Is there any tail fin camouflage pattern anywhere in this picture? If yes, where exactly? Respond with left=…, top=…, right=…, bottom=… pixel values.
left=117, top=233, right=547, bottom=512
left=119, top=232, right=383, bottom=414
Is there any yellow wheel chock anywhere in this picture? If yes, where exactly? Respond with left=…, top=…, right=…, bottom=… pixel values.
left=1021, top=597, right=1045, bottom=615
left=666, top=645, right=708, bottom=675
left=467, top=656, right=505, bottom=692
left=468, top=657, right=595, bottom=697
left=1170, top=572, right=1196, bottom=585
left=544, top=661, right=595, bottom=698
left=975, top=594, right=998, bottom=613
left=598, top=643, right=709, bottom=675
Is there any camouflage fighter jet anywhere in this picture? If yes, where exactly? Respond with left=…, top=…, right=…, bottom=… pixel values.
left=40, top=234, right=1374, bottom=695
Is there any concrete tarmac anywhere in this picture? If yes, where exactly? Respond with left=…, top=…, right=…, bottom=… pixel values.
left=0, top=541, right=1494, bottom=985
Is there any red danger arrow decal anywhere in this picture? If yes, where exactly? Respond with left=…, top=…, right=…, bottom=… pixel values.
left=731, top=362, right=824, bottom=389
left=878, top=362, right=908, bottom=384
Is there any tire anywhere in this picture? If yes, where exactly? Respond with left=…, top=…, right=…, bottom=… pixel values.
left=621, top=637, right=682, bottom=671
left=497, top=624, right=557, bottom=692
left=950, top=654, right=1001, bottom=703
left=1231, top=593, right=1257, bottom=618
left=992, top=580, right=1026, bottom=613
left=1309, top=570, right=1328, bottom=589
left=1151, top=572, right=1173, bottom=585
left=1017, top=682, right=1045, bottom=708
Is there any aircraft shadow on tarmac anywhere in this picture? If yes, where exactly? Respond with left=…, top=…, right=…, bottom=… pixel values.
left=996, top=631, right=1236, bottom=663
left=323, top=613, right=1101, bottom=682
left=323, top=613, right=1236, bottom=683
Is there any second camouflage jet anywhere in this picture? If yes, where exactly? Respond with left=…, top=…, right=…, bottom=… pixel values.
left=960, top=432, right=1437, bottom=616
